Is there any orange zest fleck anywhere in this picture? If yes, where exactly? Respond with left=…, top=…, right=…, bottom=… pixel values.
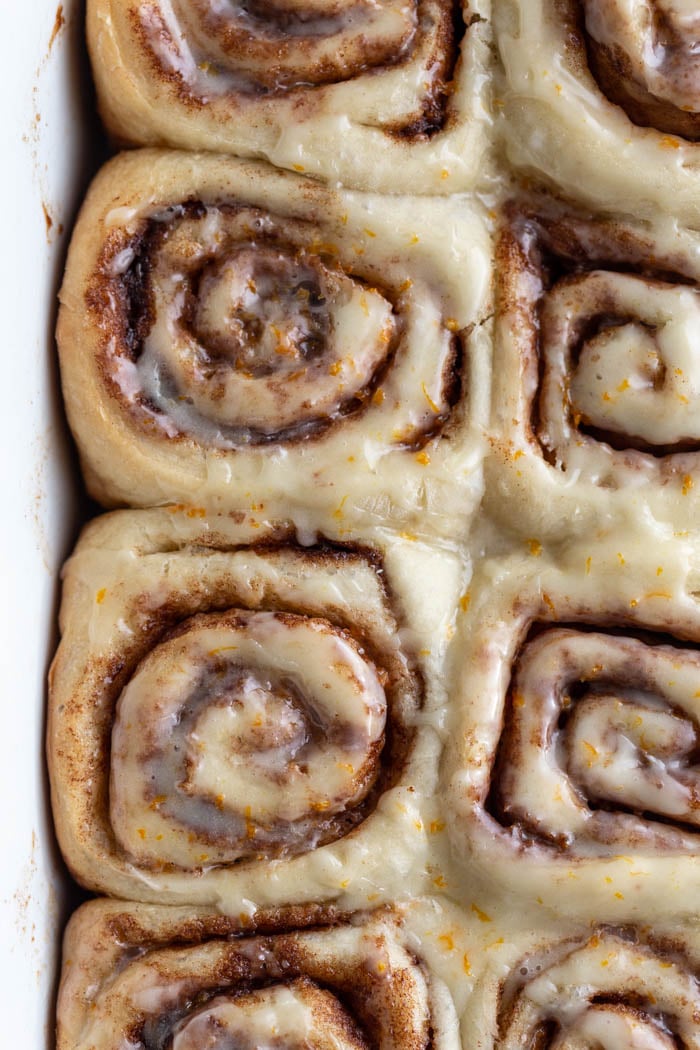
left=333, top=495, right=349, bottom=520
left=471, top=903, right=492, bottom=923
left=421, top=382, right=440, bottom=413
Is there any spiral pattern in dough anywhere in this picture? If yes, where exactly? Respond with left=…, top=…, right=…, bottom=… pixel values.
left=540, top=271, right=700, bottom=456
left=47, top=510, right=438, bottom=906
left=446, top=536, right=700, bottom=921
left=110, top=609, right=388, bottom=866
left=57, top=151, right=490, bottom=520
left=131, top=0, right=433, bottom=95
left=495, top=628, right=700, bottom=852
left=488, top=201, right=700, bottom=537
left=96, top=202, right=429, bottom=446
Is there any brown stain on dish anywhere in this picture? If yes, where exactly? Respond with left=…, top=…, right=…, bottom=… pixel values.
left=42, top=202, right=53, bottom=236
left=48, top=4, right=65, bottom=54
left=41, top=201, right=64, bottom=244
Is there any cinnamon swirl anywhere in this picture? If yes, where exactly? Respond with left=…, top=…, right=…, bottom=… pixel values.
left=57, top=150, right=491, bottom=535
left=86, top=0, right=491, bottom=194
left=48, top=508, right=464, bottom=907
left=487, top=199, right=700, bottom=539
left=446, top=525, right=700, bottom=921
left=496, top=0, right=700, bottom=222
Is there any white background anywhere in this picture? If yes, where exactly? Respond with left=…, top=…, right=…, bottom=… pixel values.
left=1, top=0, right=92, bottom=1042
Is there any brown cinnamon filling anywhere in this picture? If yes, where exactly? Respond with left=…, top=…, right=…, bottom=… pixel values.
left=498, top=202, right=700, bottom=462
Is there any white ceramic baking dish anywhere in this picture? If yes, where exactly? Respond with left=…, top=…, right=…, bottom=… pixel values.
left=3, top=2, right=96, bottom=1042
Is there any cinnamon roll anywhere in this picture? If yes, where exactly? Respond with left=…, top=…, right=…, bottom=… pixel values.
left=495, top=0, right=700, bottom=222
left=86, top=0, right=491, bottom=194
left=56, top=899, right=461, bottom=1050
left=48, top=508, right=464, bottom=907
left=57, top=150, right=491, bottom=535
left=446, top=526, right=700, bottom=921
left=487, top=200, right=700, bottom=538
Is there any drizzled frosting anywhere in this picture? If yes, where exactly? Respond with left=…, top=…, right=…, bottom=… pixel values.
left=169, top=983, right=368, bottom=1050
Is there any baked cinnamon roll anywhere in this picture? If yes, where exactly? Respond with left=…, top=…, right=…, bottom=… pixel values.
left=446, top=526, right=700, bottom=921
left=48, top=508, right=464, bottom=907
left=86, top=0, right=491, bottom=194
left=57, top=150, right=491, bottom=535
left=495, top=0, right=700, bottom=222
left=57, top=900, right=461, bottom=1050
left=487, top=199, right=700, bottom=538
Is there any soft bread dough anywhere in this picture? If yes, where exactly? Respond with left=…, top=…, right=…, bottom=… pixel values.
left=57, top=150, right=492, bottom=539
left=496, top=0, right=700, bottom=223
left=87, top=0, right=492, bottom=194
